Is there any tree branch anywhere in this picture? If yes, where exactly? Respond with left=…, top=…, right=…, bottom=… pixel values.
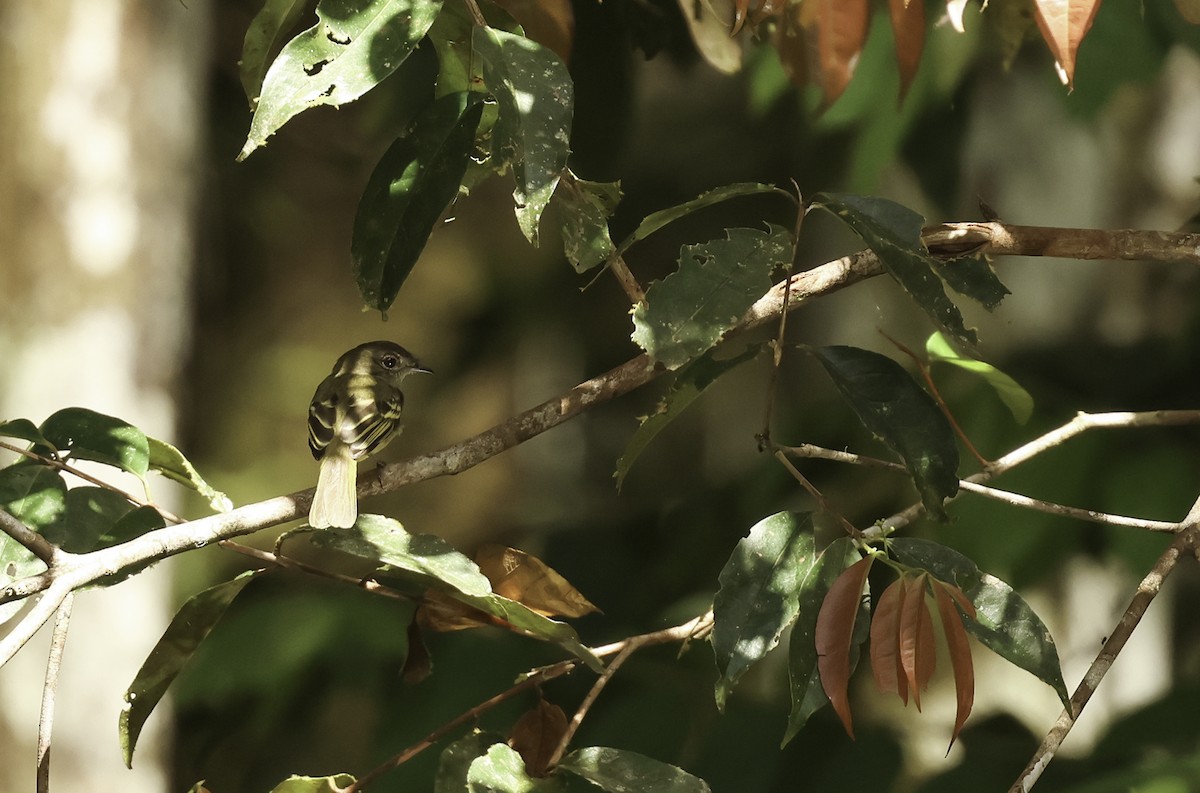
left=36, top=592, right=73, bottom=793
left=0, top=508, right=66, bottom=566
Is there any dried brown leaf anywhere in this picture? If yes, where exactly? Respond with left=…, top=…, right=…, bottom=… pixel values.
left=888, top=0, right=925, bottom=100
left=476, top=544, right=600, bottom=619
left=899, top=572, right=936, bottom=711
left=869, top=577, right=907, bottom=701
left=933, top=579, right=976, bottom=749
left=509, top=699, right=569, bottom=776
left=814, top=0, right=870, bottom=105
left=816, top=555, right=874, bottom=738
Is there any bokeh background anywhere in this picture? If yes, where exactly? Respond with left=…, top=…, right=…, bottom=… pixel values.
left=4, top=0, right=1200, bottom=790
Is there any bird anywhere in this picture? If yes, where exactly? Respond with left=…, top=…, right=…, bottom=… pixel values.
left=307, top=340, right=431, bottom=528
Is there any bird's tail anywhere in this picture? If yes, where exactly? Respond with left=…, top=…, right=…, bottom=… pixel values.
left=309, top=446, right=358, bottom=529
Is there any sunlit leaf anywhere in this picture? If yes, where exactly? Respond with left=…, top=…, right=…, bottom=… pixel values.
left=898, top=572, right=935, bottom=710
left=1031, top=0, right=1101, bottom=88
left=616, top=345, right=763, bottom=487
left=813, top=0, right=869, bottom=105
left=930, top=253, right=1010, bottom=310
left=888, top=0, right=924, bottom=100
left=42, top=486, right=133, bottom=553
left=815, top=555, right=874, bottom=738
left=712, top=511, right=817, bottom=711
left=554, top=173, right=621, bottom=273
left=493, top=0, right=575, bottom=61
left=869, top=576, right=907, bottom=702
left=121, top=570, right=265, bottom=767
left=239, top=0, right=444, bottom=159
left=466, top=742, right=559, bottom=792
left=812, top=345, right=960, bottom=520
left=475, top=544, right=599, bottom=618
left=890, top=537, right=1070, bottom=709
left=0, top=461, right=67, bottom=534
left=437, top=732, right=508, bottom=793
left=926, top=332, right=1032, bottom=424
left=40, top=407, right=150, bottom=477
left=632, top=226, right=793, bottom=370
left=147, top=437, right=233, bottom=512
left=0, top=418, right=53, bottom=448
left=783, top=538, right=861, bottom=744
left=267, top=774, right=357, bottom=793
left=473, top=27, right=573, bottom=245
left=932, top=578, right=976, bottom=748
left=509, top=699, right=568, bottom=777
left=353, top=92, right=485, bottom=312
left=428, top=0, right=489, bottom=97
left=559, top=747, right=711, bottom=793
left=239, top=0, right=309, bottom=106
left=812, top=193, right=977, bottom=347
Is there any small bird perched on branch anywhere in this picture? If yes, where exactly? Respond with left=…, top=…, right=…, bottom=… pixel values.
left=307, top=341, right=431, bottom=529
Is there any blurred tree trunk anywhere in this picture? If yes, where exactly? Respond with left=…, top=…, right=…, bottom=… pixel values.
left=0, top=0, right=208, bottom=790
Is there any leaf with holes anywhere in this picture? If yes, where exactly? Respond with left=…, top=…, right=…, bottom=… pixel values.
left=816, top=555, right=874, bottom=738
left=812, top=345, right=960, bottom=520
left=930, top=253, right=1010, bottom=311
left=239, top=0, right=309, bottom=106
left=632, top=226, right=792, bottom=370
left=554, top=173, right=621, bottom=273
left=239, top=0, right=444, bottom=159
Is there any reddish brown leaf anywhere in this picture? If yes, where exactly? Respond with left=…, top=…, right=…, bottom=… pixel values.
left=1031, top=0, right=1101, bottom=88
left=417, top=589, right=495, bottom=632
left=933, top=579, right=976, bottom=749
left=816, top=555, right=874, bottom=738
left=476, top=544, right=600, bottom=619
left=888, top=0, right=925, bottom=100
left=493, top=0, right=576, bottom=62
left=814, top=0, right=870, bottom=105
left=509, top=699, right=569, bottom=776
left=869, top=577, right=907, bottom=701
left=774, top=0, right=817, bottom=88
left=898, top=572, right=936, bottom=711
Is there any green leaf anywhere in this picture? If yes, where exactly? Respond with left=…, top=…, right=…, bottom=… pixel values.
left=239, top=0, right=444, bottom=159
left=812, top=193, right=977, bottom=348
left=783, top=537, right=861, bottom=745
left=147, top=437, right=233, bottom=513
left=43, top=486, right=133, bottom=553
left=554, top=173, right=621, bottom=273
left=287, top=516, right=604, bottom=671
left=267, top=774, right=358, bottom=793
left=437, top=732, right=508, bottom=793
left=100, top=506, right=168, bottom=550
left=40, top=408, right=150, bottom=477
left=615, top=344, right=762, bottom=488
left=812, top=345, right=960, bottom=520
left=558, top=747, right=711, bottom=793
left=0, top=461, right=67, bottom=533
left=930, top=253, right=1010, bottom=311
left=631, top=225, right=793, bottom=370
left=926, top=332, right=1033, bottom=424
left=352, top=92, right=485, bottom=312
left=120, top=570, right=264, bottom=768
left=618, top=183, right=787, bottom=253
left=712, top=511, right=817, bottom=711
left=890, top=537, right=1070, bottom=709
left=467, top=743, right=561, bottom=793
left=239, top=0, right=309, bottom=106
left=472, top=27, right=573, bottom=244
left=0, top=418, right=53, bottom=448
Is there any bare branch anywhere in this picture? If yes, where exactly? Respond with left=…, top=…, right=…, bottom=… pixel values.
left=925, top=222, right=1200, bottom=265
left=37, top=592, right=73, bottom=793
left=0, top=580, right=74, bottom=669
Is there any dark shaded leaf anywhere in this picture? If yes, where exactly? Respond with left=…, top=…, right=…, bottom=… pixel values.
left=509, top=699, right=568, bottom=777
left=40, top=407, right=149, bottom=477
left=437, top=733, right=508, bottom=793
left=353, top=92, right=485, bottom=312
left=616, top=345, right=763, bottom=488
left=43, top=486, right=133, bottom=553
left=473, top=27, right=573, bottom=244
left=712, top=511, right=817, bottom=711
left=784, top=537, right=861, bottom=744
left=813, top=193, right=976, bottom=347
left=930, top=254, right=1010, bottom=310
left=559, top=746, right=710, bottom=792
left=812, top=345, right=960, bottom=519
left=493, top=0, right=575, bottom=61
left=239, top=0, right=444, bottom=159
left=148, top=437, right=233, bottom=513
left=0, top=418, right=53, bottom=448
left=632, top=226, right=792, bottom=370
left=618, top=183, right=784, bottom=253
left=891, top=537, right=1070, bottom=709
left=815, top=555, right=874, bottom=738
left=120, top=570, right=265, bottom=767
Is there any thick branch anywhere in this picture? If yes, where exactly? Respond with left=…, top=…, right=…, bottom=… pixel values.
left=924, top=222, right=1200, bottom=264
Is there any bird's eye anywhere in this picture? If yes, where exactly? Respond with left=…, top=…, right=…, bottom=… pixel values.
left=381, top=355, right=398, bottom=369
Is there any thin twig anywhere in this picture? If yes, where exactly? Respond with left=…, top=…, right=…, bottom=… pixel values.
left=218, top=540, right=415, bottom=602
left=547, top=643, right=638, bottom=769
left=0, top=581, right=73, bottom=674
left=1008, top=495, right=1200, bottom=793
left=772, top=449, right=860, bottom=538
left=36, top=591, right=74, bottom=793
left=341, top=611, right=713, bottom=792
left=608, top=253, right=646, bottom=305
left=759, top=185, right=805, bottom=444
